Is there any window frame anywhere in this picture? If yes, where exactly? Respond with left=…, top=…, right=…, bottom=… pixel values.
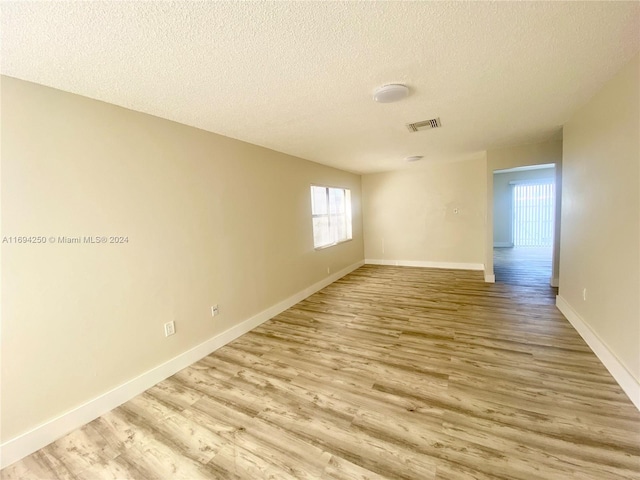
left=310, top=184, right=353, bottom=250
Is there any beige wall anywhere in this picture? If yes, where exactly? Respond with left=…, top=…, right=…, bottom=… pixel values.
left=486, top=140, right=563, bottom=281
left=362, top=158, right=486, bottom=266
left=0, top=77, right=364, bottom=441
left=560, top=53, right=639, bottom=381
left=493, top=167, right=555, bottom=246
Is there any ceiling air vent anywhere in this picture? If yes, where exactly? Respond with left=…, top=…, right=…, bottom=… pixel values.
left=406, top=118, right=441, bottom=132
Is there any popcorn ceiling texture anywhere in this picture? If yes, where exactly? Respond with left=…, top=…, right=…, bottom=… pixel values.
left=1, top=1, right=638, bottom=173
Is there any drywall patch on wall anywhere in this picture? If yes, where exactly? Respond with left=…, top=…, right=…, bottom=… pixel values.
left=362, top=158, right=487, bottom=268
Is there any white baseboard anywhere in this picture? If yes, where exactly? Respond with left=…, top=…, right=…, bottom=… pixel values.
left=556, top=295, right=640, bottom=411
left=493, top=242, right=513, bottom=248
left=484, top=274, right=495, bottom=283
left=0, top=260, right=364, bottom=469
left=365, top=259, right=484, bottom=271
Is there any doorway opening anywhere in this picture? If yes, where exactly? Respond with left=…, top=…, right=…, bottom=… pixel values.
left=493, top=164, right=557, bottom=288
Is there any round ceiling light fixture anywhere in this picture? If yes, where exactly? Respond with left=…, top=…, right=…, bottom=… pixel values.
left=373, top=84, right=409, bottom=103
left=405, top=155, right=424, bottom=162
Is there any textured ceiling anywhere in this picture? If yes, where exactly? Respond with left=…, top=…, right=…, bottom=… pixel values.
left=2, top=1, right=639, bottom=173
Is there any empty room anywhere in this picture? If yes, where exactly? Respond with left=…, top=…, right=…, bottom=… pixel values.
left=1, top=2, right=639, bottom=479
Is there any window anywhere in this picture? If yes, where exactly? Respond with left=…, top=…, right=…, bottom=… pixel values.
left=311, top=185, right=352, bottom=248
left=512, top=181, right=555, bottom=247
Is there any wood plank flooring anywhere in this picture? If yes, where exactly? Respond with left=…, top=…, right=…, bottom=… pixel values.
left=493, top=246, right=553, bottom=288
left=3, top=265, right=639, bottom=479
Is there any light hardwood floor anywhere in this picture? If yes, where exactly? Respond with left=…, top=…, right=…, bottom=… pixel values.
left=493, top=246, right=553, bottom=288
left=3, top=265, right=639, bottom=479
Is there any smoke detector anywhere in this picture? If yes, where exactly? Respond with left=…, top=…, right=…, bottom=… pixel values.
left=373, top=84, right=409, bottom=103
left=405, top=156, right=424, bottom=162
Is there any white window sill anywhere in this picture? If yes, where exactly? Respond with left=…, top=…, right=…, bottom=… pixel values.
left=314, top=238, right=353, bottom=251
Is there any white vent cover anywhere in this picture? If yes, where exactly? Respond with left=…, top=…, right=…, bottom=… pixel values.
left=406, top=118, right=442, bottom=132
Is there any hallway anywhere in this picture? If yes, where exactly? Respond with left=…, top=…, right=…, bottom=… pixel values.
left=493, top=247, right=556, bottom=294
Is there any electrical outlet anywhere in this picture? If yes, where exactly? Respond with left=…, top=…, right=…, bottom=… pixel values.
left=327, top=267, right=331, bottom=274
left=583, top=288, right=587, bottom=301
left=211, top=305, right=219, bottom=317
left=164, top=321, right=175, bottom=337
